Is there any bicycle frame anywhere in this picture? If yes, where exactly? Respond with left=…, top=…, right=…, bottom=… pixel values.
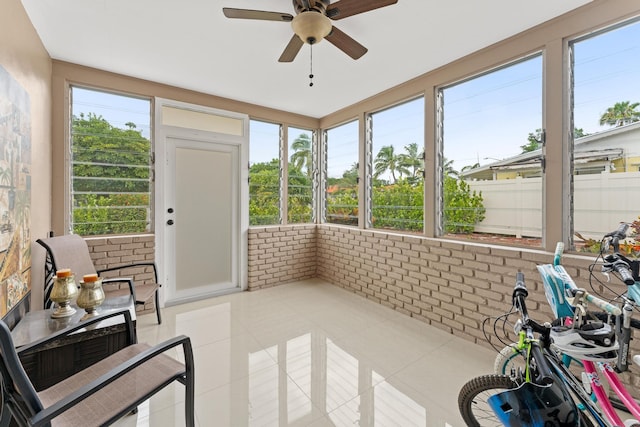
left=503, top=302, right=609, bottom=425
left=538, top=241, right=640, bottom=425
left=582, top=360, right=640, bottom=424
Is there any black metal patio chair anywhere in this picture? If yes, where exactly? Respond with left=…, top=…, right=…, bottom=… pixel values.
left=0, top=309, right=194, bottom=426
left=37, top=234, right=162, bottom=324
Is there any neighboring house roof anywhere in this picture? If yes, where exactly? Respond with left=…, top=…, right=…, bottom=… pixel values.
left=460, top=121, right=640, bottom=180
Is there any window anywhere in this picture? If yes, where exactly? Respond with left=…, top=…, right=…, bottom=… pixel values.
left=70, top=87, right=152, bottom=236
left=440, top=55, right=543, bottom=245
left=324, top=121, right=359, bottom=226
left=288, top=127, right=315, bottom=223
left=249, top=120, right=282, bottom=225
left=367, top=97, right=424, bottom=232
left=571, top=19, right=640, bottom=250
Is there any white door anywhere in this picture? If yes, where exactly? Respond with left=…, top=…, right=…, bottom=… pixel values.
left=164, top=136, right=242, bottom=303
left=155, top=99, right=248, bottom=306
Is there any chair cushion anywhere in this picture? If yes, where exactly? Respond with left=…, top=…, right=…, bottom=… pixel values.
left=133, top=282, right=160, bottom=304
left=38, top=343, right=185, bottom=426
left=37, top=235, right=98, bottom=279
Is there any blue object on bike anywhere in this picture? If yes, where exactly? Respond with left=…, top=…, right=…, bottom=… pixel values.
left=627, top=282, right=640, bottom=304
left=537, top=264, right=575, bottom=319
left=488, top=381, right=582, bottom=426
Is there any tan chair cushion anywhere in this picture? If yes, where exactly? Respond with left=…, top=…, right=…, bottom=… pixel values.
left=38, top=343, right=185, bottom=426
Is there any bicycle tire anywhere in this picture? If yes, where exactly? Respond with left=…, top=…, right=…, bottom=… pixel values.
left=494, top=344, right=526, bottom=376
left=458, top=374, right=518, bottom=427
left=459, top=373, right=600, bottom=427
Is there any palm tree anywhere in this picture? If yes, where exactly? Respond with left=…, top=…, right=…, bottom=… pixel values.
left=599, top=101, right=640, bottom=127
left=341, top=162, right=359, bottom=186
left=289, top=133, right=312, bottom=176
left=443, top=157, right=459, bottom=177
left=398, top=143, right=424, bottom=180
left=374, top=145, right=403, bottom=183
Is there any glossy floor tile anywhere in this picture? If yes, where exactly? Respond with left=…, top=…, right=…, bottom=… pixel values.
left=113, top=278, right=496, bottom=426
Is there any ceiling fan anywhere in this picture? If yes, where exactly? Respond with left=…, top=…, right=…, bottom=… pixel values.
left=222, top=0, right=398, bottom=62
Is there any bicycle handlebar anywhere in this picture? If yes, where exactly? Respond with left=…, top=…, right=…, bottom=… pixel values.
left=612, top=259, right=635, bottom=286
left=553, top=242, right=564, bottom=266
left=512, top=272, right=555, bottom=385
left=603, top=254, right=636, bottom=286
left=603, top=223, right=629, bottom=254
left=566, top=288, right=622, bottom=316
left=605, top=222, right=629, bottom=239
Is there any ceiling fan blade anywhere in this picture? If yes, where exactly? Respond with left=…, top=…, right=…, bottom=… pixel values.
left=326, top=0, right=398, bottom=20
left=325, top=26, right=368, bottom=59
left=279, top=35, right=304, bottom=62
left=222, top=8, right=293, bottom=22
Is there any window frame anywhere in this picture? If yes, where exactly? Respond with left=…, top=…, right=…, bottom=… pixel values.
left=321, top=119, right=361, bottom=227
left=286, top=126, right=317, bottom=224
left=568, top=17, right=640, bottom=251
left=435, top=53, right=545, bottom=244
left=365, top=96, right=426, bottom=233
left=68, top=85, right=154, bottom=237
left=248, top=119, right=284, bottom=226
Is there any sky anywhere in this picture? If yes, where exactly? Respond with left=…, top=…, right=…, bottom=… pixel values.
left=443, top=55, right=543, bottom=170
left=71, top=87, right=151, bottom=138
left=444, top=19, right=640, bottom=171
left=71, top=18, right=640, bottom=178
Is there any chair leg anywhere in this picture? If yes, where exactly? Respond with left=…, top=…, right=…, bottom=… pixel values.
left=155, top=290, right=162, bottom=324
left=185, top=373, right=195, bottom=427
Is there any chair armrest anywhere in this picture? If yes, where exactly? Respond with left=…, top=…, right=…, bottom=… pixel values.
left=30, top=335, right=194, bottom=427
left=97, top=261, right=159, bottom=284
left=16, top=309, right=137, bottom=356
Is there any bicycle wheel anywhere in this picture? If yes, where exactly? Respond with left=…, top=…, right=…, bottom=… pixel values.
left=494, top=344, right=526, bottom=375
left=458, top=374, right=599, bottom=427
left=458, top=374, right=517, bottom=427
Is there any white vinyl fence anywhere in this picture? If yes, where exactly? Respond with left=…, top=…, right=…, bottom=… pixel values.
left=467, top=171, right=640, bottom=240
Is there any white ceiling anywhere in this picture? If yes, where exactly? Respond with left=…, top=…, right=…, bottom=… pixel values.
left=21, top=0, right=592, bottom=118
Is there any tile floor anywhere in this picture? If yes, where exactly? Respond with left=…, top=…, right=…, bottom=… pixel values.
left=114, top=278, right=496, bottom=426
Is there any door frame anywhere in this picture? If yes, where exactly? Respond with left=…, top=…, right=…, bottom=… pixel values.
left=154, top=98, right=249, bottom=306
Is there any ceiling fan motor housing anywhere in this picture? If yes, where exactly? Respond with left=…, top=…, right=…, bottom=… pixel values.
left=293, top=0, right=330, bottom=15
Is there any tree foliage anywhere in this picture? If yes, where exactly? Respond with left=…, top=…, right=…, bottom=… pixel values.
left=443, top=176, right=485, bottom=233
left=599, top=101, right=640, bottom=127
left=521, top=128, right=589, bottom=153
left=250, top=143, right=486, bottom=234
left=71, top=113, right=151, bottom=236
left=249, top=159, right=281, bottom=225
left=289, top=133, right=312, bottom=176
left=288, top=133, right=314, bottom=223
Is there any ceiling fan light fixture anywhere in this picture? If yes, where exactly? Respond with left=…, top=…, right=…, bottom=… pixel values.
left=291, top=11, right=332, bottom=44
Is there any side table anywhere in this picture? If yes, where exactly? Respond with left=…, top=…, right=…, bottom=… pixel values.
left=10, top=295, right=136, bottom=391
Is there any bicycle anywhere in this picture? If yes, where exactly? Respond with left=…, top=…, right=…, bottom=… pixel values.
left=588, top=223, right=640, bottom=374
left=495, top=226, right=640, bottom=425
left=458, top=272, right=612, bottom=426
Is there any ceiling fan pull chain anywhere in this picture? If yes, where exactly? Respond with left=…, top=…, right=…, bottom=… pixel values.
left=309, top=44, right=314, bottom=87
